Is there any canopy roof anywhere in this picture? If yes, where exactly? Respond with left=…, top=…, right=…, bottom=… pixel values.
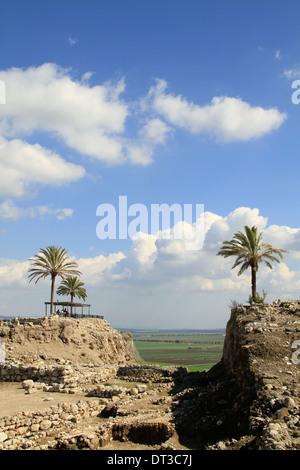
left=44, top=301, right=92, bottom=317
left=45, top=301, right=91, bottom=307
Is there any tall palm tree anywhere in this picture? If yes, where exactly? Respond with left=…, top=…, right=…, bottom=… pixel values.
left=217, top=225, right=288, bottom=301
left=28, top=245, right=81, bottom=316
left=57, top=276, right=87, bottom=315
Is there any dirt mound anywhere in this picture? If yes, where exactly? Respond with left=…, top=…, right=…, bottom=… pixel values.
left=0, top=316, right=138, bottom=366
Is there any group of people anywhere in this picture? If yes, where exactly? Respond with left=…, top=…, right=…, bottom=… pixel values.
left=56, top=308, right=77, bottom=318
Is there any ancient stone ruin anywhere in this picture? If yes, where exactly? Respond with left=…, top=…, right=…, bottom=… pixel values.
left=0, top=301, right=300, bottom=450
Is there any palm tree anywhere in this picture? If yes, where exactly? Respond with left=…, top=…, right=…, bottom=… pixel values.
left=28, top=245, right=81, bottom=316
left=217, top=225, right=288, bottom=301
left=57, top=276, right=87, bottom=315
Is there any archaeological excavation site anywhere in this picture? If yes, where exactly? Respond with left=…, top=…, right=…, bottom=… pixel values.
left=0, top=301, right=300, bottom=451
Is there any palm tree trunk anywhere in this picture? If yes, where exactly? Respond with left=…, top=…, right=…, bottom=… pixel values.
left=50, top=274, right=56, bottom=316
left=70, top=293, right=74, bottom=316
left=251, top=265, right=257, bottom=300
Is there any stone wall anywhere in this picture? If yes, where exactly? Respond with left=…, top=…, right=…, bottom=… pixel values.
left=0, top=363, right=120, bottom=395
left=220, top=300, right=300, bottom=450
left=0, top=399, right=105, bottom=450
left=222, top=300, right=300, bottom=388
left=0, top=364, right=73, bottom=384
left=0, top=363, right=189, bottom=388
left=117, top=365, right=188, bottom=383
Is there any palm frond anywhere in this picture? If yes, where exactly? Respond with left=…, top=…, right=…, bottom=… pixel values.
left=28, top=245, right=81, bottom=280
left=28, top=245, right=82, bottom=315
left=217, top=225, right=288, bottom=298
left=57, top=275, right=87, bottom=301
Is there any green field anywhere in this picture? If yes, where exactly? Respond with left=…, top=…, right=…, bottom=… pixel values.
left=130, top=329, right=225, bottom=372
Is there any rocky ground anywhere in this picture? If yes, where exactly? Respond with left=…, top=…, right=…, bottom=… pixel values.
left=0, top=301, right=300, bottom=451
left=0, top=367, right=190, bottom=450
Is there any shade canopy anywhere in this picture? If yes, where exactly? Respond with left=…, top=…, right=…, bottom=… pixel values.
left=44, top=301, right=91, bottom=316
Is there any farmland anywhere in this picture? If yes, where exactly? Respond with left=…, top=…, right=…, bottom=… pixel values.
left=130, top=329, right=225, bottom=372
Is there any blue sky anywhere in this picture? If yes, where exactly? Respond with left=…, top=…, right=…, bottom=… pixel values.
left=0, top=0, right=300, bottom=329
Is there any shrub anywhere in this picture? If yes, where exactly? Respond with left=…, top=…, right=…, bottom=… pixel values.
left=247, top=289, right=268, bottom=305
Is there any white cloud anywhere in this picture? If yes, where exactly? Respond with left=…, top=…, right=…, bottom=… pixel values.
left=68, top=35, right=78, bottom=46
left=139, top=118, right=172, bottom=145
left=0, top=258, right=29, bottom=287
left=85, top=207, right=291, bottom=297
left=263, top=224, right=300, bottom=257
left=0, top=137, right=85, bottom=197
left=0, top=200, right=25, bottom=220
left=283, top=67, right=300, bottom=79
left=0, top=64, right=176, bottom=169
left=38, top=206, right=73, bottom=220
left=77, top=252, right=126, bottom=286
left=126, top=144, right=153, bottom=166
left=0, top=64, right=286, bottom=177
left=0, top=63, right=128, bottom=164
left=0, top=200, right=73, bottom=220
left=266, top=262, right=300, bottom=297
left=81, top=71, right=94, bottom=83
left=126, top=118, right=173, bottom=165
left=1, top=207, right=299, bottom=305
left=148, top=79, right=286, bottom=142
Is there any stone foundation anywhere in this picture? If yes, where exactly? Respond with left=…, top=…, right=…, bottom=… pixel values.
left=0, top=400, right=105, bottom=450
left=0, top=363, right=183, bottom=450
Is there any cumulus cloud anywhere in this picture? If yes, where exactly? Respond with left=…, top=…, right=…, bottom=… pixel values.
left=76, top=252, right=126, bottom=286
left=0, top=64, right=176, bottom=169
left=264, top=224, right=300, bottom=249
left=0, top=258, right=29, bottom=287
left=0, top=63, right=128, bottom=164
left=0, top=137, right=85, bottom=197
left=0, top=64, right=287, bottom=176
left=147, top=79, right=286, bottom=142
left=88, top=206, right=294, bottom=298
left=1, top=207, right=299, bottom=300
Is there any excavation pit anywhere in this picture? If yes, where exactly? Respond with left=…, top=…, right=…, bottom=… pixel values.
left=112, top=421, right=174, bottom=445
